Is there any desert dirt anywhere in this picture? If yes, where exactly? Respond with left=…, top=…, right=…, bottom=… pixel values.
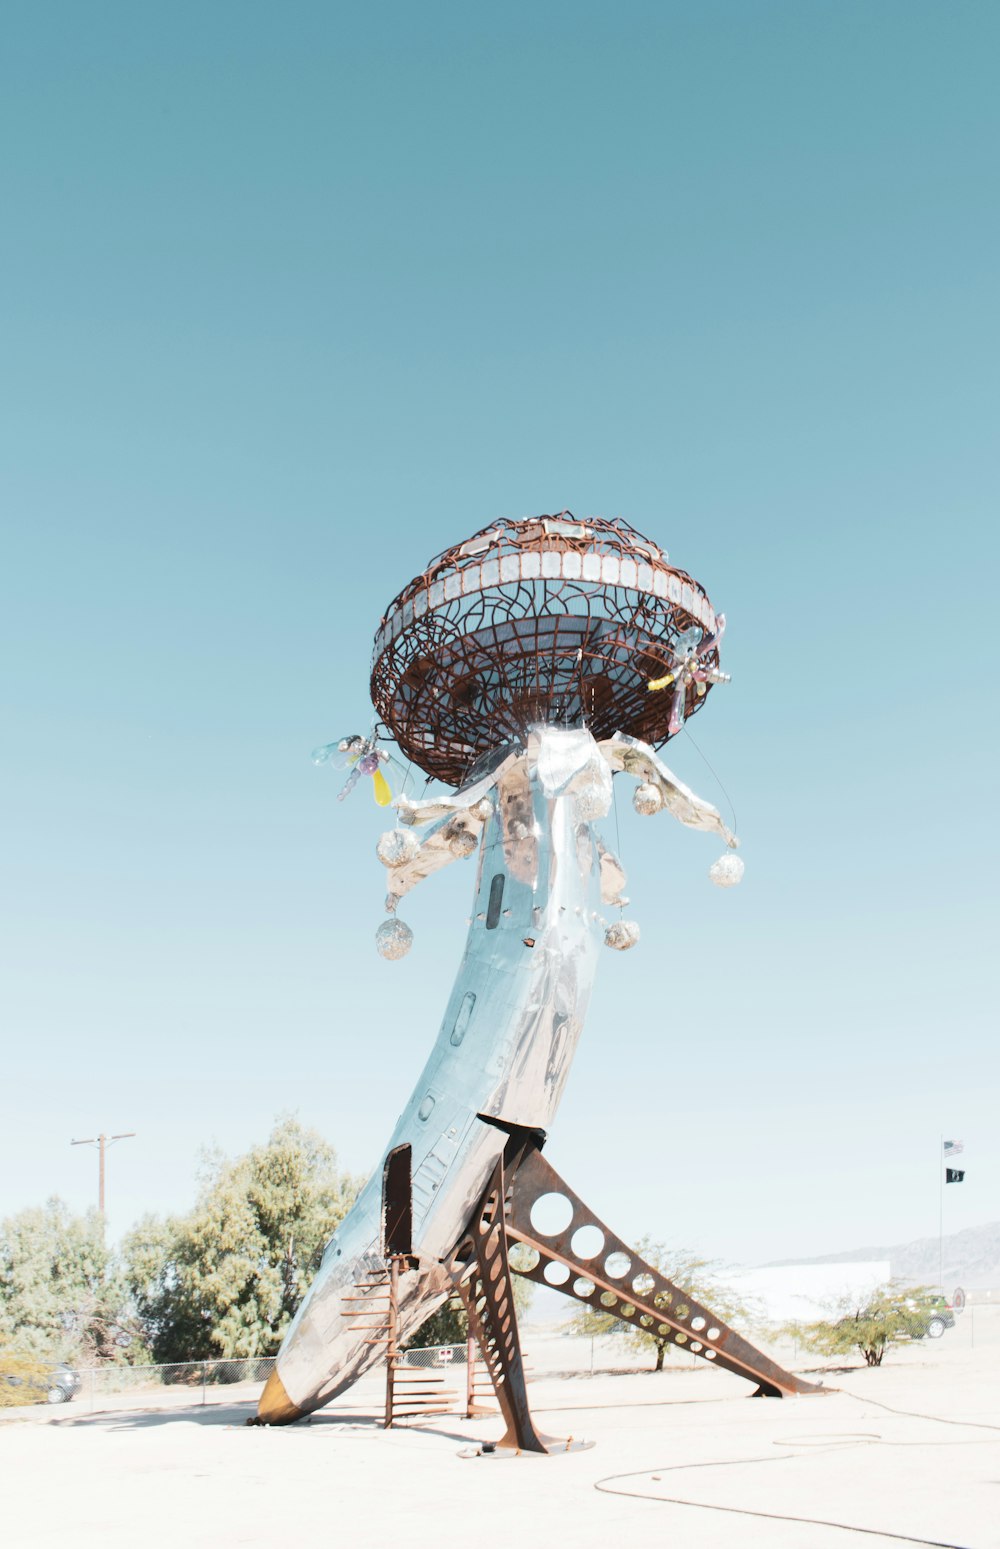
left=3, top=1311, right=999, bottom=1548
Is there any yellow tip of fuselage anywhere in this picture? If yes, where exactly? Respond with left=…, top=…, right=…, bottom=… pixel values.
left=255, top=1367, right=304, bottom=1425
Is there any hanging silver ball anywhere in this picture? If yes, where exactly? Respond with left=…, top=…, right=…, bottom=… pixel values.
left=574, top=782, right=612, bottom=822
left=604, top=920, right=641, bottom=951
left=375, top=918, right=413, bottom=959
left=448, top=828, right=478, bottom=859
left=709, top=853, right=745, bottom=888
left=633, top=782, right=663, bottom=817
left=375, top=828, right=421, bottom=868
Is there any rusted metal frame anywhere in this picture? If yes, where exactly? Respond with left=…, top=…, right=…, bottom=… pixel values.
left=381, top=1143, right=429, bottom=1428
left=391, top=1408, right=452, bottom=1418
left=382, top=604, right=522, bottom=758
left=504, top=1148, right=822, bottom=1399
left=383, top=1254, right=400, bottom=1428
left=451, top=1155, right=548, bottom=1453
left=465, top=1376, right=496, bottom=1417
left=370, top=514, right=718, bottom=785
left=438, top=625, right=523, bottom=747
left=344, top=1273, right=391, bottom=1341
left=464, top=1332, right=497, bottom=1419
left=382, top=1256, right=458, bottom=1426
left=378, top=513, right=678, bottom=626
left=485, top=591, right=561, bottom=734
left=465, top=1333, right=478, bottom=1417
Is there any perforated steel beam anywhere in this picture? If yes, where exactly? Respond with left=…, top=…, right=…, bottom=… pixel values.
left=504, top=1146, right=822, bottom=1398
left=451, top=1155, right=548, bottom=1453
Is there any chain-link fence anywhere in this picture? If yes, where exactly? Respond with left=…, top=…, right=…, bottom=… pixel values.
left=401, top=1342, right=469, bottom=1369
left=10, top=1306, right=996, bottom=1419
left=35, top=1357, right=278, bottom=1412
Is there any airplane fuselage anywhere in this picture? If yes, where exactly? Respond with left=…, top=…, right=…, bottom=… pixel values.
left=264, top=727, right=608, bottom=1418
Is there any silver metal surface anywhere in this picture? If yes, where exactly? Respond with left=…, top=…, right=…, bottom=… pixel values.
left=269, top=726, right=734, bottom=1417
left=600, top=732, right=739, bottom=847
left=272, top=726, right=606, bottom=1414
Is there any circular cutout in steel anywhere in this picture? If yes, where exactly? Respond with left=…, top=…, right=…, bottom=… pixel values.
left=529, top=1191, right=573, bottom=1237
left=570, top=1224, right=605, bottom=1261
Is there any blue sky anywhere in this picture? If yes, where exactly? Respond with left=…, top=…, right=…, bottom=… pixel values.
left=2, top=1, right=996, bottom=1270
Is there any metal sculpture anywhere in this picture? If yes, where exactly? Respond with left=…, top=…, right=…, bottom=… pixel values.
left=256, top=513, right=819, bottom=1438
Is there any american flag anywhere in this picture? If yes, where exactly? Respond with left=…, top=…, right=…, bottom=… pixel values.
left=944, top=1140, right=964, bottom=1156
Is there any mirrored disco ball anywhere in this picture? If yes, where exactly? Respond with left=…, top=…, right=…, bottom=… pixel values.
left=709, top=853, right=745, bottom=888
left=633, top=782, right=663, bottom=816
left=574, top=781, right=612, bottom=821
left=604, top=920, right=641, bottom=951
left=376, top=829, right=421, bottom=868
left=375, top=918, right=414, bottom=959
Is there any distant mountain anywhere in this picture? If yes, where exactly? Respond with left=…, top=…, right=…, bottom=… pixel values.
left=766, top=1221, right=1000, bottom=1289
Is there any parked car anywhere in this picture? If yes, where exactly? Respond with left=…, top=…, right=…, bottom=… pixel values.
left=45, top=1363, right=81, bottom=1402
left=902, top=1294, right=956, bottom=1339
left=1, top=1361, right=81, bottom=1404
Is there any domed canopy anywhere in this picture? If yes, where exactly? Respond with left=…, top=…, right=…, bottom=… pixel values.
left=370, top=513, right=723, bottom=787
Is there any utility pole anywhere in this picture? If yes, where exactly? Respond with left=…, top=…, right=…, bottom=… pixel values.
left=71, top=1132, right=135, bottom=1215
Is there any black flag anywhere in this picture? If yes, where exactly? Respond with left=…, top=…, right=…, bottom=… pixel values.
left=946, top=1168, right=965, bottom=1183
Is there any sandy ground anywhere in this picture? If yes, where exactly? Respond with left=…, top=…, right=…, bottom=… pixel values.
left=3, top=1318, right=999, bottom=1549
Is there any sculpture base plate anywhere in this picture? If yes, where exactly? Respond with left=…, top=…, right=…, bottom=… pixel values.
left=458, top=1435, right=595, bottom=1459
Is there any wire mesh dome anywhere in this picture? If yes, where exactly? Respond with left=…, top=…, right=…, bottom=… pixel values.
left=371, top=513, right=724, bottom=787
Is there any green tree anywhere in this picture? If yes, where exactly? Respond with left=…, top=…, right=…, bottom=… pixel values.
left=0, top=1198, right=140, bottom=1364
left=566, top=1238, right=754, bottom=1371
left=785, top=1284, right=937, bottom=1367
left=124, top=1117, right=361, bottom=1362
left=406, top=1294, right=468, bottom=1350
left=0, top=1347, right=52, bottom=1408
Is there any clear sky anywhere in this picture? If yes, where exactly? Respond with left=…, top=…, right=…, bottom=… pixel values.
left=2, top=1, right=996, bottom=1271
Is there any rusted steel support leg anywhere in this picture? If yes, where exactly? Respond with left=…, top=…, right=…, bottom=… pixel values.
left=452, top=1157, right=548, bottom=1453
left=384, top=1254, right=400, bottom=1429
left=504, top=1146, right=824, bottom=1398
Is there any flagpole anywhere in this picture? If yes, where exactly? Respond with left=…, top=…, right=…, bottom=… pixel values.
left=938, top=1132, right=944, bottom=1290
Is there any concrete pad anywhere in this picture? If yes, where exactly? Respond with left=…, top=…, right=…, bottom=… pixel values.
left=2, top=1343, right=998, bottom=1547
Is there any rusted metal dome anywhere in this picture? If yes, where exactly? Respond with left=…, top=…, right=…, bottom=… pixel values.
left=371, top=513, right=724, bottom=787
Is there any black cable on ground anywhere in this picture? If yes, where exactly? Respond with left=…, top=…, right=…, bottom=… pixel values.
left=834, top=1386, right=1000, bottom=1434
left=593, top=1451, right=975, bottom=1548
left=594, top=1389, right=997, bottom=1549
